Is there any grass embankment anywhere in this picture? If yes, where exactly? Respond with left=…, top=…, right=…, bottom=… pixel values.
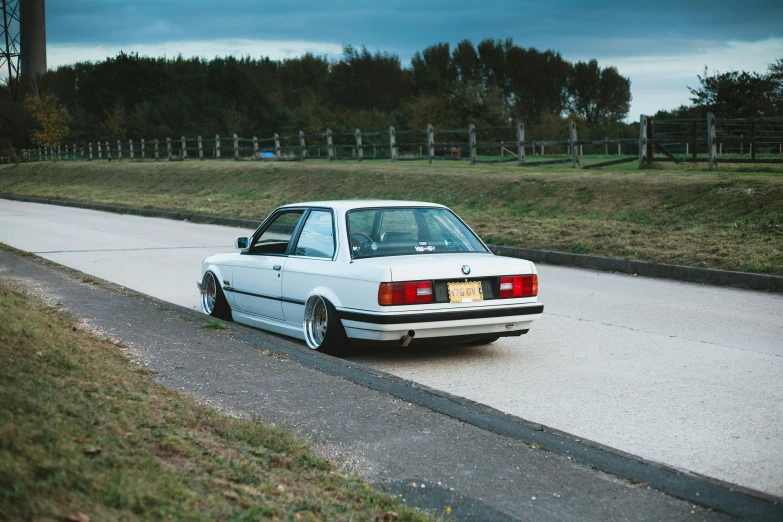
left=0, top=280, right=435, bottom=521
left=1, top=160, right=782, bottom=275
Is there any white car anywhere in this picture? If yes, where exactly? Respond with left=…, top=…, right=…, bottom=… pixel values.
left=199, top=200, right=543, bottom=354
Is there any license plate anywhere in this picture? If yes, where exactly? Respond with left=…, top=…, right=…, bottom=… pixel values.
left=448, top=281, right=484, bottom=303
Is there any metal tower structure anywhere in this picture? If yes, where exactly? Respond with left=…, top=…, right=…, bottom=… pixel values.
left=0, top=0, right=22, bottom=99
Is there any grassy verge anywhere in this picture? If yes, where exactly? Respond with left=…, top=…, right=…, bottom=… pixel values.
left=0, top=279, right=436, bottom=521
left=1, top=160, right=782, bottom=275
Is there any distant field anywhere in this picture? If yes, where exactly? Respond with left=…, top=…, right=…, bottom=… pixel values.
left=1, top=158, right=782, bottom=275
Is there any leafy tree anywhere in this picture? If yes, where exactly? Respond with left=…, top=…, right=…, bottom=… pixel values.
left=688, top=68, right=779, bottom=118
left=327, top=46, right=414, bottom=113
left=101, top=101, right=127, bottom=140
left=25, top=92, right=71, bottom=158
left=567, top=60, right=631, bottom=124
left=411, top=43, right=455, bottom=96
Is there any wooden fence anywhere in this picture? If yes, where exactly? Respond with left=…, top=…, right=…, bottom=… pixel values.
left=17, top=121, right=641, bottom=169
left=16, top=115, right=783, bottom=170
left=638, top=114, right=783, bottom=170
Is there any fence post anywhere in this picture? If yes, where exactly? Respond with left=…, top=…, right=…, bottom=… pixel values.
left=326, top=129, right=334, bottom=161
left=469, top=124, right=477, bottom=165
left=604, top=141, right=608, bottom=156
left=638, top=115, right=647, bottom=168
left=647, top=119, right=655, bottom=162
left=97, top=141, right=102, bottom=160
left=618, top=143, right=621, bottom=155
left=154, top=139, right=159, bottom=160
left=516, top=121, right=525, bottom=166
left=181, top=136, right=187, bottom=159
left=129, top=139, right=134, bottom=160
left=89, top=143, right=93, bottom=160
left=198, top=136, right=203, bottom=159
left=116, top=140, right=121, bottom=160
left=569, top=120, right=579, bottom=168
left=707, top=112, right=717, bottom=171
left=106, top=141, right=112, bottom=160
left=389, top=126, right=397, bottom=162
left=166, top=137, right=172, bottom=160
left=750, top=118, right=756, bottom=161
left=64, top=144, right=68, bottom=159
left=355, top=129, right=363, bottom=162
left=141, top=139, right=145, bottom=161
left=299, top=131, right=306, bottom=160
left=427, top=124, right=435, bottom=164
left=234, top=134, right=239, bottom=160
left=691, top=120, right=697, bottom=160
left=253, top=136, right=258, bottom=159
left=215, top=135, right=220, bottom=159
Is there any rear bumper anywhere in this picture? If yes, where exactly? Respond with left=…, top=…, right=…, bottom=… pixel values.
left=337, top=303, right=543, bottom=342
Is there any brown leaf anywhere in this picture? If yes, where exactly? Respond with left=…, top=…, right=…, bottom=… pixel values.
left=65, top=513, right=90, bottom=522
left=83, top=447, right=102, bottom=456
left=383, top=511, right=399, bottom=521
left=294, top=513, right=303, bottom=521
left=223, top=490, right=238, bottom=500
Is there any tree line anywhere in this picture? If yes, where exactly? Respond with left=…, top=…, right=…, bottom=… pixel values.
left=654, top=59, right=783, bottom=120
left=0, top=38, right=634, bottom=151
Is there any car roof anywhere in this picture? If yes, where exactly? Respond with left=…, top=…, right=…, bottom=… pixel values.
left=279, top=200, right=447, bottom=212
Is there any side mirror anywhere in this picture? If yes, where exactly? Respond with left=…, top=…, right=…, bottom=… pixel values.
left=235, top=237, right=248, bottom=250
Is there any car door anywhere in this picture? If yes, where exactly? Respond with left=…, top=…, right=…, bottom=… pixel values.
left=281, top=209, right=336, bottom=324
left=230, top=210, right=305, bottom=320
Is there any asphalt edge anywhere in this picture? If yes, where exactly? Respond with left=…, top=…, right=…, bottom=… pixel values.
left=3, top=194, right=781, bottom=294
left=2, top=245, right=781, bottom=521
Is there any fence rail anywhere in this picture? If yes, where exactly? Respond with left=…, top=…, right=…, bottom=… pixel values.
left=15, top=115, right=783, bottom=170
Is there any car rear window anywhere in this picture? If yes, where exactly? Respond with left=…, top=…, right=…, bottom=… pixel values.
left=347, top=207, right=488, bottom=259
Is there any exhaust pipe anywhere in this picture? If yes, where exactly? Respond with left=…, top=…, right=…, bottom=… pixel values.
left=399, top=330, right=416, bottom=347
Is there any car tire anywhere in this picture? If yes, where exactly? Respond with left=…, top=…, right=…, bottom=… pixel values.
left=303, top=295, right=350, bottom=355
left=470, top=335, right=500, bottom=346
left=201, top=271, right=232, bottom=321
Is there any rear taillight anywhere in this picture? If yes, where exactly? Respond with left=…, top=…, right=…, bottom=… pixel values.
left=499, top=275, right=538, bottom=298
left=378, top=281, right=434, bottom=305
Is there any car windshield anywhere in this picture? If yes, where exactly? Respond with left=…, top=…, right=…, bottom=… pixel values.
left=347, top=207, right=488, bottom=259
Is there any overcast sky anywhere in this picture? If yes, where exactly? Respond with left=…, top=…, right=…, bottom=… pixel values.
left=38, top=0, right=783, bottom=118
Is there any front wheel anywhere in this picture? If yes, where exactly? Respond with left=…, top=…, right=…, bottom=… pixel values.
left=201, top=271, right=232, bottom=320
left=303, top=295, right=349, bottom=355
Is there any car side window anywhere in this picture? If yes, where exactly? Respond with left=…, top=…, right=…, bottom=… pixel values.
left=247, top=211, right=304, bottom=255
left=293, top=210, right=335, bottom=259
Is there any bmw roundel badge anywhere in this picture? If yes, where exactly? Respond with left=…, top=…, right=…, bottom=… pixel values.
left=461, top=265, right=471, bottom=275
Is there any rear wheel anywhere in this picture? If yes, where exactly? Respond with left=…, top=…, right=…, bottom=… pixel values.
left=201, top=271, right=232, bottom=321
left=303, top=295, right=349, bottom=355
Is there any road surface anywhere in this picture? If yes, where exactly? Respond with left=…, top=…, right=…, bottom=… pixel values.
left=1, top=198, right=781, bottom=497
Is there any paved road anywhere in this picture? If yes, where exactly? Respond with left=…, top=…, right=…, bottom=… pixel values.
left=1, top=198, right=781, bottom=497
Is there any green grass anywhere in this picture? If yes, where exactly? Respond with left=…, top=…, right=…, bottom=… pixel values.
left=0, top=279, right=438, bottom=521
left=1, top=159, right=782, bottom=275
left=201, top=319, right=227, bottom=331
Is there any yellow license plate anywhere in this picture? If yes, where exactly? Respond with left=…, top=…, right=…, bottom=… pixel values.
left=448, top=281, right=484, bottom=303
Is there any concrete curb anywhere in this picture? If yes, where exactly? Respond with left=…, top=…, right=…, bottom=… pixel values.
left=489, top=245, right=783, bottom=293
left=3, top=194, right=782, bottom=293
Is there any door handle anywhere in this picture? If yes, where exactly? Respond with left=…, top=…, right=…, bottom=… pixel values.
left=273, top=265, right=282, bottom=271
